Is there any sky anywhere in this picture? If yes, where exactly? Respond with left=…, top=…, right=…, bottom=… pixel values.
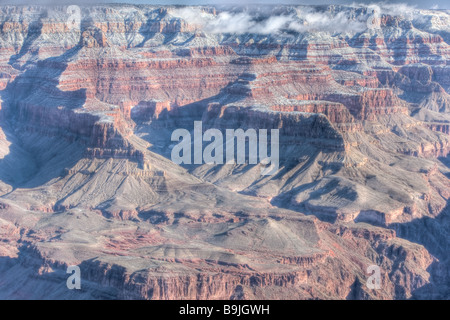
left=0, top=0, right=448, bottom=10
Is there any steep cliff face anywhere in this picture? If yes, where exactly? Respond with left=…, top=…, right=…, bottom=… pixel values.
left=0, top=4, right=449, bottom=300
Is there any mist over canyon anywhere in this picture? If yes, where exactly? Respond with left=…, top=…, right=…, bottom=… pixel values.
left=0, top=3, right=448, bottom=300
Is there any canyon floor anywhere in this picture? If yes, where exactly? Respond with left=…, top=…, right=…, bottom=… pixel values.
left=0, top=4, right=449, bottom=299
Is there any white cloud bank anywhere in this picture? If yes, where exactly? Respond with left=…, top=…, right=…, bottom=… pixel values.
left=169, top=2, right=418, bottom=35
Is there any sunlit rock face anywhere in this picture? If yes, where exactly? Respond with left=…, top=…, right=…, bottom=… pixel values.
left=0, top=4, right=448, bottom=300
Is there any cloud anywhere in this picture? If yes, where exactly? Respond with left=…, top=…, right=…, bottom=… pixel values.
left=170, top=5, right=376, bottom=35
left=0, top=1, right=427, bottom=35
left=168, top=2, right=427, bottom=35
left=349, top=2, right=417, bottom=18
left=288, top=8, right=367, bottom=33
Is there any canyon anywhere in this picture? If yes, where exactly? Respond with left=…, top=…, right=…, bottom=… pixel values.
left=0, top=4, right=448, bottom=300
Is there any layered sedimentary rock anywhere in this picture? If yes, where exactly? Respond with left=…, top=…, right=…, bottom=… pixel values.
left=0, top=4, right=449, bottom=300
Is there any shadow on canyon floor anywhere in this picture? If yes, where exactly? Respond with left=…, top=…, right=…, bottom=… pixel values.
left=391, top=199, right=450, bottom=299
left=131, top=74, right=251, bottom=159
left=438, top=155, right=450, bottom=178
left=0, top=250, right=118, bottom=299
left=8, top=11, right=45, bottom=69
left=0, top=45, right=87, bottom=191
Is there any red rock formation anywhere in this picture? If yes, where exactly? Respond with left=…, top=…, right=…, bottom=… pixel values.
left=0, top=4, right=448, bottom=301
left=131, top=100, right=171, bottom=120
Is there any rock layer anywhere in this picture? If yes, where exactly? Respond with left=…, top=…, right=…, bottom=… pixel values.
left=0, top=4, right=449, bottom=300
